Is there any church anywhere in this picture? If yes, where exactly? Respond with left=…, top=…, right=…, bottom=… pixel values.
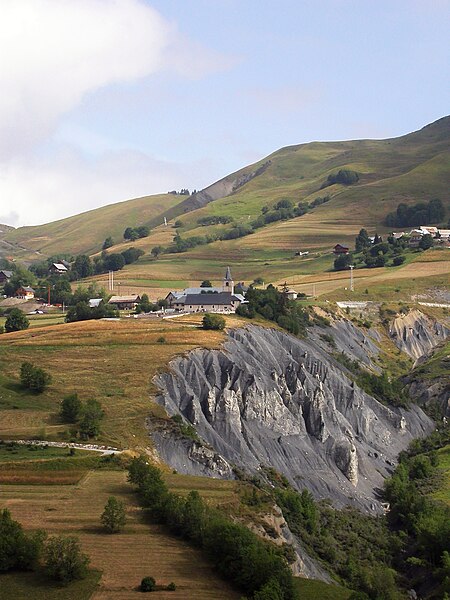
left=165, top=267, right=245, bottom=313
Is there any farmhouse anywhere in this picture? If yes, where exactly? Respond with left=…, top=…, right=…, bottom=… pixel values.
left=333, top=244, right=349, bottom=255
left=0, top=270, right=13, bottom=284
left=409, top=229, right=425, bottom=247
left=108, top=295, right=140, bottom=310
left=49, top=263, right=68, bottom=275
left=15, top=286, right=35, bottom=300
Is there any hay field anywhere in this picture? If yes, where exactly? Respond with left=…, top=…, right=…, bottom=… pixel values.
left=0, top=316, right=242, bottom=448
left=0, top=470, right=240, bottom=600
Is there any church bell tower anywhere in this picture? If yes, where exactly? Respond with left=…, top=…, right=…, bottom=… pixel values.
left=222, top=266, right=234, bottom=294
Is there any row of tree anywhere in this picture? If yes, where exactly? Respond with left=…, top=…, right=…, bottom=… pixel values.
left=385, top=198, right=445, bottom=227
left=127, top=457, right=297, bottom=599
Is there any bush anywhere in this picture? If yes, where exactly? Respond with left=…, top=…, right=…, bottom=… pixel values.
left=44, top=535, right=89, bottom=585
left=392, top=255, right=406, bottom=266
left=20, top=362, right=52, bottom=393
left=202, top=314, right=225, bottom=330
left=140, top=576, right=156, bottom=592
left=157, top=336, right=166, bottom=344
left=167, top=582, right=176, bottom=591
left=5, top=308, right=29, bottom=333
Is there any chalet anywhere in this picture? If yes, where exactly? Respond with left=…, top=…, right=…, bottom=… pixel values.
left=49, top=263, right=68, bottom=275
left=15, top=286, right=35, bottom=300
left=333, top=244, right=349, bottom=255
left=108, top=295, right=140, bottom=310
left=0, top=270, right=13, bottom=284
left=409, top=229, right=424, bottom=247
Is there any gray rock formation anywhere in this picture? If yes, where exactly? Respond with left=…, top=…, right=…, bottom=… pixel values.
left=153, top=325, right=434, bottom=512
left=389, top=309, right=449, bottom=362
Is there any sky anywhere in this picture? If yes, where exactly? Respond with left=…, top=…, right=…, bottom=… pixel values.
left=0, top=0, right=449, bottom=228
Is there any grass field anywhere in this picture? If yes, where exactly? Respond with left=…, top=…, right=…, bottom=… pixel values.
left=0, top=315, right=245, bottom=448
left=294, top=577, right=351, bottom=599
left=0, top=469, right=241, bottom=600
left=0, top=570, right=102, bottom=600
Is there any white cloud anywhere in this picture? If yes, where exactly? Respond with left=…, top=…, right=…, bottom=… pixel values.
left=0, top=0, right=234, bottom=226
left=0, top=0, right=174, bottom=158
left=0, top=146, right=212, bottom=227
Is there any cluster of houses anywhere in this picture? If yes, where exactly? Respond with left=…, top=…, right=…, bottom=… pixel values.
left=106, top=267, right=247, bottom=314
left=0, top=262, right=71, bottom=301
left=332, top=225, right=450, bottom=255
left=402, top=226, right=450, bottom=248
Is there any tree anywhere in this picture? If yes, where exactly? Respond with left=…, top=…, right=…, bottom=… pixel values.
left=355, top=228, right=371, bottom=252
left=0, top=508, right=45, bottom=572
left=393, top=255, right=406, bottom=266
left=79, top=399, right=104, bottom=438
left=419, top=234, right=434, bottom=250
left=5, top=308, right=29, bottom=333
left=202, top=314, right=225, bottom=330
left=200, top=280, right=212, bottom=287
left=73, top=255, right=93, bottom=279
left=20, top=362, right=52, bottom=393
left=101, top=496, right=127, bottom=533
left=44, top=535, right=89, bottom=585
left=103, top=253, right=125, bottom=271
left=334, top=254, right=352, bottom=271
left=121, top=247, right=144, bottom=265
left=123, top=227, right=134, bottom=240
left=61, top=394, right=82, bottom=423
left=102, top=236, right=114, bottom=250
left=151, top=246, right=163, bottom=259
left=137, top=225, right=150, bottom=238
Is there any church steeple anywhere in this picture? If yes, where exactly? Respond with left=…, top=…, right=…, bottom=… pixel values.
left=223, top=266, right=234, bottom=294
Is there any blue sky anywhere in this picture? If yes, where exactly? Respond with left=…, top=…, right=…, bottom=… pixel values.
left=0, top=0, right=449, bottom=226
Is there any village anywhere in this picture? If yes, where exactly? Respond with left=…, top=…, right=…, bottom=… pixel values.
left=0, top=224, right=449, bottom=321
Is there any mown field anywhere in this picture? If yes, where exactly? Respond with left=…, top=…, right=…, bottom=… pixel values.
left=0, top=468, right=242, bottom=600
left=0, top=315, right=246, bottom=448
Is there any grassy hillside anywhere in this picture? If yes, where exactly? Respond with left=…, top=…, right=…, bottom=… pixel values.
left=4, top=193, right=184, bottom=258
left=4, top=117, right=449, bottom=269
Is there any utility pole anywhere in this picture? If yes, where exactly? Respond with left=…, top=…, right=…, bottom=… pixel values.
left=349, top=265, right=355, bottom=292
left=312, top=283, right=316, bottom=297
left=47, top=285, right=51, bottom=306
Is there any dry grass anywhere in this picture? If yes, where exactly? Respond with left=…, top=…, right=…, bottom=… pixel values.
left=0, top=470, right=240, bottom=600
left=0, top=316, right=243, bottom=448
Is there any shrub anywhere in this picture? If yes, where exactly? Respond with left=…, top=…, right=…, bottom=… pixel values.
left=393, top=255, right=406, bottom=266
left=20, top=362, right=52, bottom=393
left=157, top=336, right=166, bottom=344
left=167, top=582, right=176, bottom=591
left=140, top=576, right=156, bottom=592
left=202, top=314, right=225, bottom=330
left=5, top=308, right=29, bottom=333
left=44, top=535, right=89, bottom=585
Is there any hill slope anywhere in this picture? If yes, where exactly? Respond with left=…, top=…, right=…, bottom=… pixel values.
left=4, top=116, right=449, bottom=273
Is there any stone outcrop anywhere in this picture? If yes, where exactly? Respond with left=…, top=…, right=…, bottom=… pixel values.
left=389, top=309, right=449, bottom=362
left=153, top=325, right=434, bottom=512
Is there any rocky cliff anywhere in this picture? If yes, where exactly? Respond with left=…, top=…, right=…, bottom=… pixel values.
left=152, top=324, right=434, bottom=513
left=389, top=309, right=449, bottom=362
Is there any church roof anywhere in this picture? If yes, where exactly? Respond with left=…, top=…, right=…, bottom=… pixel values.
left=184, top=292, right=241, bottom=306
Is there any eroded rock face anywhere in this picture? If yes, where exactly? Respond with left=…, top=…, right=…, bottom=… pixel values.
left=389, top=309, right=449, bottom=362
left=153, top=325, right=434, bottom=512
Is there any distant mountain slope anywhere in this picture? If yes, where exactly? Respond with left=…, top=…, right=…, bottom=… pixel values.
left=4, top=193, right=184, bottom=258
left=4, top=116, right=449, bottom=260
